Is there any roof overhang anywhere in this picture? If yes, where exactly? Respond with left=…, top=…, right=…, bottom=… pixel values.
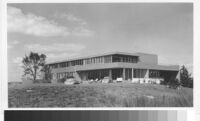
left=51, top=62, right=179, bottom=73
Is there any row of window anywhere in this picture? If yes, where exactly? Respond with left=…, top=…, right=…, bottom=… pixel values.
left=134, top=69, right=147, bottom=78
left=87, top=70, right=109, bottom=80
left=112, top=55, right=138, bottom=63
left=50, top=55, right=138, bottom=69
left=119, top=69, right=158, bottom=79
left=149, top=70, right=160, bottom=78
left=51, top=60, right=84, bottom=68
left=84, top=56, right=111, bottom=64
left=55, top=69, right=161, bottom=80
left=57, top=72, right=75, bottom=79
left=50, top=56, right=112, bottom=69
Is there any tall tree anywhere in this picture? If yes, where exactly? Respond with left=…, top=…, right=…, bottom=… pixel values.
left=22, top=52, right=46, bottom=81
left=180, top=65, right=193, bottom=88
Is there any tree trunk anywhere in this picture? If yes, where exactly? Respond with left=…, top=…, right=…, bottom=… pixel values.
left=33, top=67, right=37, bottom=81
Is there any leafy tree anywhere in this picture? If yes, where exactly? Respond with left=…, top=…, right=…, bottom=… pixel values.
left=22, top=52, right=46, bottom=81
left=180, top=65, right=193, bottom=88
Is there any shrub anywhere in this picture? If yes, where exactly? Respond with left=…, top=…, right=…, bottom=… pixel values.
left=167, top=79, right=181, bottom=89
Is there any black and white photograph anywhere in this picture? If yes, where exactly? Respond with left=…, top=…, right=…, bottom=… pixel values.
left=7, top=3, right=193, bottom=107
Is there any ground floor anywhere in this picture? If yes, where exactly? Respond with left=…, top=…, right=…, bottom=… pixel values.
left=52, top=68, right=179, bottom=84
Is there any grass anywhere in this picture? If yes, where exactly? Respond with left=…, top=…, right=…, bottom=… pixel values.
left=8, top=82, right=193, bottom=107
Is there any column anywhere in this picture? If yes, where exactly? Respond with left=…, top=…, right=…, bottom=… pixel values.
left=132, top=68, right=134, bottom=80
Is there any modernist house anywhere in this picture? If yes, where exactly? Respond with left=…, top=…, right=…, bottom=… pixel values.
left=46, top=52, right=180, bottom=84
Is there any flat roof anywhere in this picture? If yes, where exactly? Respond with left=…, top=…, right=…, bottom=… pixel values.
left=47, top=51, right=156, bottom=65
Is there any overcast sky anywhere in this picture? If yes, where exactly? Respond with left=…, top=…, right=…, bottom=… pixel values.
left=7, top=3, right=193, bottom=82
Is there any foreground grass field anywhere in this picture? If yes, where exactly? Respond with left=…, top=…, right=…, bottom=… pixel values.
left=8, top=83, right=193, bottom=107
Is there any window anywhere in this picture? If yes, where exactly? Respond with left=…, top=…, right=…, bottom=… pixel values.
left=134, top=69, right=147, bottom=78
left=53, top=64, right=58, bottom=68
left=104, top=56, right=112, bottom=63
left=60, top=62, right=66, bottom=67
left=149, top=70, right=160, bottom=78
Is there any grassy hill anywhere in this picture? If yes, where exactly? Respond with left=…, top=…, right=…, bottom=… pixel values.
left=8, top=83, right=193, bottom=107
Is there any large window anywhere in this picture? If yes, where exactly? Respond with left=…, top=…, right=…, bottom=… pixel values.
left=60, top=62, right=66, bottom=67
left=125, top=68, right=132, bottom=80
left=104, top=56, right=112, bottom=63
left=87, top=69, right=109, bottom=80
left=134, top=69, right=147, bottom=78
left=149, top=70, right=160, bottom=78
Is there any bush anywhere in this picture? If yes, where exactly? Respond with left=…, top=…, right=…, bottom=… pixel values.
left=167, top=79, right=181, bottom=89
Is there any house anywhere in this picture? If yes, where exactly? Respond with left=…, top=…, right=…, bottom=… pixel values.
left=46, top=52, right=179, bottom=84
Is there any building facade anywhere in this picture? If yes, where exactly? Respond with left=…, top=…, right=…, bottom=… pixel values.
left=46, top=52, right=179, bottom=84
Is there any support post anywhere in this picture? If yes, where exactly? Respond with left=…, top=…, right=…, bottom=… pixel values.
left=132, top=68, right=134, bottom=80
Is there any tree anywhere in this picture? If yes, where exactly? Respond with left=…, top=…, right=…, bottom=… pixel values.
left=22, top=52, right=46, bottom=81
left=180, top=65, right=193, bottom=88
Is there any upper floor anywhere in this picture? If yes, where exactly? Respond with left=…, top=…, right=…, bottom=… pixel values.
left=47, top=52, right=158, bottom=69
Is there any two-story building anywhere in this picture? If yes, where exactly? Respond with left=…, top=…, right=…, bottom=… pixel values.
left=46, top=52, right=179, bottom=84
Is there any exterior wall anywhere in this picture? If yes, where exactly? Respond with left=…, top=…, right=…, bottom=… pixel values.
left=137, top=53, right=158, bottom=65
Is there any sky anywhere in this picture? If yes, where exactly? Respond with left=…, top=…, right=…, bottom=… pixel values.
left=7, top=3, right=193, bottom=82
